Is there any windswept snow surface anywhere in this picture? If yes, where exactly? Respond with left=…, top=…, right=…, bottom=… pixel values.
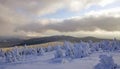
left=0, top=51, right=120, bottom=69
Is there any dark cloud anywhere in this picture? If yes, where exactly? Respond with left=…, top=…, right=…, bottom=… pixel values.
left=16, top=16, right=120, bottom=33
left=0, top=0, right=64, bottom=36
left=0, top=0, right=64, bottom=16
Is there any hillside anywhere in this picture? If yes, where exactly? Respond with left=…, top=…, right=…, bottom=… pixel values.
left=0, top=36, right=114, bottom=48
left=18, top=36, right=112, bottom=46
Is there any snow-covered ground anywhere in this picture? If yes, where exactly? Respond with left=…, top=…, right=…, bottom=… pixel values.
left=0, top=51, right=120, bottom=69
left=1, top=40, right=120, bottom=69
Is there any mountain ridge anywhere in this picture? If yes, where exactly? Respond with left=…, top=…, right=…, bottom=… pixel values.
left=0, top=35, right=116, bottom=48
left=17, top=35, right=114, bottom=46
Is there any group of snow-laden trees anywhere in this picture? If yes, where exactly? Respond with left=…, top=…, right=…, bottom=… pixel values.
left=54, top=39, right=120, bottom=59
left=94, top=55, right=119, bottom=69
left=54, top=41, right=91, bottom=59
left=0, top=45, right=46, bottom=63
left=65, top=41, right=91, bottom=58
left=0, top=44, right=56, bottom=63
left=0, top=38, right=120, bottom=63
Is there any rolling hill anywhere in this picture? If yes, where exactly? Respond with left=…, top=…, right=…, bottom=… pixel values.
left=18, top=35, right=113, bottom=46
left=0, top=35, right=114, bottom=48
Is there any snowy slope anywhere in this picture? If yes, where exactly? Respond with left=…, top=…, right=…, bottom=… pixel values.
left=0, top=51, right=120, bottom=69
left=1, top=40, right=120, bottom=69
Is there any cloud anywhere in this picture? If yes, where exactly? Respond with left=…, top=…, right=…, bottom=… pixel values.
left=0, top=3, right=32, bottom=36
left=16, top=16, right=120, bottom=33
left=0, top=0, right=119, bottom=16
left=0, top=0, right=120, bottom=37
left=67, top=0, right=120, bottom=12
left=85, top=7, right=120, bottom=17
left=0, top=0, right=65, bottom=16
left=0, top=0, right=64, bottom=36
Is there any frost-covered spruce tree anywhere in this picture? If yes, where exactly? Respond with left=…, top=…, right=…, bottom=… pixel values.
left=100, top=40, right=110, bottom=51
left=63, top=41, right=74, bottom=58
left=94, top=55, right=118, bottom=69
left=11, top=46, right=21, bottom=62
left=0, top=49, right=4, bottom=58
left=75, top=42, right=84, bottom=58
left=73, top=43, right=83, bottom=58
left=88, top=40, right=93, bottom=48
left=22, top=44, right=30, bottom=55
left=88, top=40, right=98, bottom=52
left=38, top=47, right=45, bottom=56
left=30, top=48, right=37, bottom=56
left=36, top=48, right=41, bottom=56
left=5, top=51, right=14, bottom=63
left=111, top=38, right=120, bottom=51
left=91, top=43, right=100, bottom=52
left=47, top=46, right=53, bottom=52
left=83, top=42, right=91, bottom=55
left=4, top=46, right=22, bottom=63
left=73, top=42, right=91, bottom=58
left=54, top=45, right=64, bottom=58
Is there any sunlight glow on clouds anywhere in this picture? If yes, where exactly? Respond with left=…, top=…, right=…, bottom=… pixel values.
left=99, top=0, right=116, bottom=6
left=69, top=0, right=84, bottom=12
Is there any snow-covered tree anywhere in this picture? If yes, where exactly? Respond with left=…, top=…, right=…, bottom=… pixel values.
left=4, top=46, right=22, bottom=62
left=63, top=41, right=74, bottom=58
left=0, top=49, right=4, bottom=58
left=82, top=42, right=91, bottom=55
left=91, top=43, right=101, bottom=52
left=38, top=47, right=45, bottom=56
left=47, top=46, right=53, bottom=52
left=101, top=40, right=111, bottom=51
left=21, top=44, right=28, bottom=55
left=30, top=48, right=38, bottom=55
left=73, top=41, right=91, bottom=58
left=11, top=46, right=22, bottom=62
left=94, top=55, right=118, bottom=69
left=21, top=44, right=33, bottom=55
left=4, top=51, right=14, bottom=63
left=73, top=43, right=84, bottom=58
left=111, top=38, right=120, bottom=51
left=54, top=45, right=64, bottom=58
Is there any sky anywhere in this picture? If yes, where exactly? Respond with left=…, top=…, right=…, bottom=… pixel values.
left=0, top=0, right=120, bottom=39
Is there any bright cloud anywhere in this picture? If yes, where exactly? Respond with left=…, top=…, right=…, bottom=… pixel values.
left=86, top=7, right=120, bottom=17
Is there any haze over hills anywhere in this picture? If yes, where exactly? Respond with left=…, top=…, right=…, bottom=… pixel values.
left=0, top=35, right=117, bottom=48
